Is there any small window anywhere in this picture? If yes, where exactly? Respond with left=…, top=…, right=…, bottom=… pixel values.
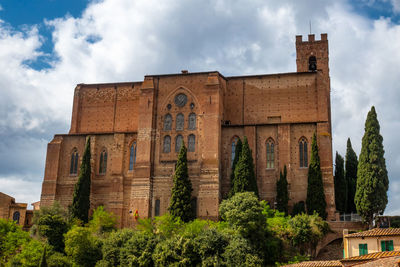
left=359, top=243, right=368, bottom=256
left=309, top=56, right=317, bottom=71
left=164, top=114, right=172, bottom=131
left=266, top=139, right=275, bottom=169
left=188, top=113, right=196, bottom=130
left=129, top=142, right=137, bottom=170
left=231, top=136, right=239, bottom=167
left=176, top=113, right=184, bottom=131
left=299, top=138, right=308, bottom=168
left=13, top=211, right=20, bottom=224
left=163, top=135, right=171, bottom=153
left=381, top=240, right=394, bottom=251
left=175, top=135, right=183, bottom=152
left=99, top=149, right=107, bottom=174
left=188, top=134, right=195, bottom=152
left=70, top=149, right=79, bottom=175
left=155, top=199, right=160, bottom=217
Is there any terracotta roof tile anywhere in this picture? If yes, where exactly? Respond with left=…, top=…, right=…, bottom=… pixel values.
left=351, top=255, right=400, bottom=266
left=283, top=260, right=343, bottom=267
left=342, top=251, right=400, bottom=261
left=344, top=228, right=400, bottom=238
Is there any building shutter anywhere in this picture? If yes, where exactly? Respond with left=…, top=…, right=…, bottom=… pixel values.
left=381, top=240, right=386, bottom=251
left=359, top=244, right=364, bottom=256
left=389, top=240, right=394, bottom=251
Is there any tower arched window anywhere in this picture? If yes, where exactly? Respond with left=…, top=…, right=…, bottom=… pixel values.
left=129, top=141, right=137, bottom=170
left=164, top=114, right=172, bottom=131
left=175, top=135, right=183, bottom=152
left=176, top=113, right=184, bottom=131
left=299, top=138, right=308, bottom=168
left=266, top=139, right=275, bottom=169
left=99, top=149, right=108, bottom=174
left=13, top=211, right=20, bottom=224
left=70, top=148, right=79, bottom=175
left=309, top=56, right=317, bottom=72
left=231, top=136, right=239, bottom=167
left=163, top=135, right=171, bottom=153
left=188, top=134, right=195, bottom=152
left=188, top=113, right=196, bottom=130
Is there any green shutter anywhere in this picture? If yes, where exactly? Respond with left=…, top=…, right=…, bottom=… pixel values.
left=364, top=244, right=368, bottom=255
left=381, top=240, right=386, bottom=251
left=389, top=240, right=394, bottom=251
left=359, top=244, right=366, bottom=256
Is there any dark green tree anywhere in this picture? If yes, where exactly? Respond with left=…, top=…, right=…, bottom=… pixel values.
left=39, top=247, right=47, bottom=267
left=168, top=142, right=195, bottom=222
left=70, top=137, right=91, bottom=223
left=276, top=165, right=289, bottom=214
left=355, top=106, right=388, bottom=227
left=232, top=136, right=259, bottom=197
left=306, top=133, right=327, bottom=220
left=229, top=138, right=242, bottom=198
left=345, top=138, right=358, bottom=213
left=334, top=152, right=347, bottom=213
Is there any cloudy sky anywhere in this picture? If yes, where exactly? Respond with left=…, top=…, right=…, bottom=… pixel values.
left=0, top=0, right=399, bottom=214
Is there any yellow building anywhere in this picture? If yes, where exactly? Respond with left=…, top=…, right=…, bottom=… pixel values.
left=343, top=228, right=400, bottom=258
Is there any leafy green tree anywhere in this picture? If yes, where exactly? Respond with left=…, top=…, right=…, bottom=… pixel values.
left=99, top=229, right=135, bottom=266
left=276, top=165, right=289, bottom=214
left=334, top=152, right=347, bottom=213
left=222, top=235, right=263, bottom=267
left=345, top=138, right=358, bottom=213
left=88, top=206, right=117, bottom=235
left=232, top=136, right=259, bottom=197
left=37, top=213, right=69, bottom=252
left=168, top=142, right=195, bottom=222
left=120, top=231, right=158, bottom=266
left=193, top=228, right=228, bottom=266
left=39, top=247, right=48, bottom=267
left=355, top=106, right=388, bottom=227
left=46, top=252, right=71, bottom=267
left=64, top=226, right=102, bottom=267
left=306, top=133, right=327, bottom=220
left=0, top=219, right=30, bottom=264
left=70, top=137, right=92, bottom=223
left=8, top=239, right=45, bottom=267
left=229, top=138, right=242, bottom=198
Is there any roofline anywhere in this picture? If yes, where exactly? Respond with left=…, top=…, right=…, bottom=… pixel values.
left=77, top=81, right=142, bottom=87
left=226, top=71, right=317, bottom=79
left=145, top=70, right=227, bottom=80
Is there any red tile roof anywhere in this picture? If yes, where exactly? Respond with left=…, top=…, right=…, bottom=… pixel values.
left=342, top=251, right=400, bottom=261
left=283, top=260, right=343, bottom=267
left=344, top=228, right=400, bottom=238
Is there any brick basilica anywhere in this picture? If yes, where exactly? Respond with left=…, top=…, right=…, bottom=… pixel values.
left=40, top=33, right=336, bottom=227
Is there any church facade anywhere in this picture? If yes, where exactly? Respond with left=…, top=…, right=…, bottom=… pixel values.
left=40, top=34, right=336, bottom=227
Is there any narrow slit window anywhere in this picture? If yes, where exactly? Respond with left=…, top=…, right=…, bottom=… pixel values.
left=231, top=137, right=238, bottom=167
left=70, top=149, right=79, bottom=175
left=299, top=138, right=308, bottom=168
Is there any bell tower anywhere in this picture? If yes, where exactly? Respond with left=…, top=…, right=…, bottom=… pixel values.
left=296, top=33, right=329, bottom=79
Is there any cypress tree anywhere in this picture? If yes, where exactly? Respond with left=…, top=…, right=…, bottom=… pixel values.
left=334, top=152, right=347, bottom=213
left=345, top=138, right=358, bottom=213
left=39, top=247, right=47, bottom=267
left=70, top=137, right=91, bottom=223
left=233, top=136, right=259, bottom=197
left=306, top=133, right=327, bottom=219
left=168, top=142, right=195, bottom=222
left=229, top=138, right=242, bottom=198
left=355, top=106, right=388, bottom=227
left=276, top=165, right=289, bottom=214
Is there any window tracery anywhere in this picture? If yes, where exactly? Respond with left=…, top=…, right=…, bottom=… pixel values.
left=266, top=139, right=275, bottom=169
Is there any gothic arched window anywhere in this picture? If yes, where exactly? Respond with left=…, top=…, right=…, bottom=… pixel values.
left=299, top=138, right=308, bottom=168
left=13, top=211, right=20, bottom=224
left=155, top=199, right=160, bottom=217
left=231, top=136, right=239, bottom=167
left=188, top=113, right=196, bottom=130
left=175, top=135, right=183, bottom=152
left=266, top=139, right=275, bottom=169
left=129, top=141, right=137, bottom=170
left=188, top=134, right=195, bottom=152
left=99, top=149, right=108, bottom=174
left=176, top=113, right=184, bottom=131
left=164, top=114, right=172, bottom=131
left=163, top=135, right=171, bottom=153
left=70, top=148, right=79, bottom=175
left=309, top=56, right=317, bottom=72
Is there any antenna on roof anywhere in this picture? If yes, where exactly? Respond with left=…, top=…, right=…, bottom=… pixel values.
left=309, top=20, right=312, bottom=34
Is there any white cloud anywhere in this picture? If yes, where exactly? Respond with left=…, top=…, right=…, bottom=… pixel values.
left=0, top=0, right=399, bottom=214
left=0, top=176, right=42, bottom=208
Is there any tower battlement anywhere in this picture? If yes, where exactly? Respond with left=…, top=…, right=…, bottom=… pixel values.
left=296, top=33, right=328, bottom=43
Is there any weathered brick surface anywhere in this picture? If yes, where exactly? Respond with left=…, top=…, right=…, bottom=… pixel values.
left=40, top=34, right=336, bottom=226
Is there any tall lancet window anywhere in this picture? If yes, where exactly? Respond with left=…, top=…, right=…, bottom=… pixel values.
left=129, top=141, right=137, bottom=170
left=99, top=149, right=108, bottom=174
left=164, top=114, right=172, bottom=130
left=70, top=148, right=79, bottom=175
left=266, top=139, right=275, bottom=169
left=188, top=113, right=196, bottom=130
left=163, top=135, right=171, bottom=153
left=188, top=134, right=195, bottom=152
left=231, top=136, right=239, bottom=167
left=176, top=113, right=184, bottom=131
left=175, top=135, right=183, bottom=152
left=299, top=138, right=308, bottom=168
